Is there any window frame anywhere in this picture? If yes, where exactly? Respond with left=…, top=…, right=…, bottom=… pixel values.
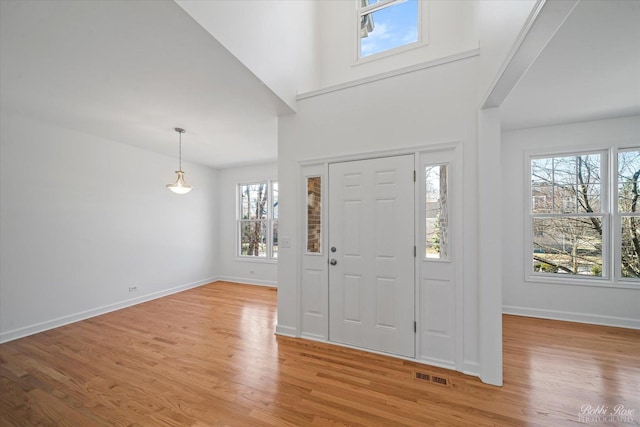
left=237, top=180, right=278, bottom=262
left=355, top=0, right=425, bottom=63
left=423, top=162, right=450, bottom=261
left=525, top=146, right=640, bottom=288
left=614, top=147, right=640, bottom=282
left=305, top=175, right=323, bottom=255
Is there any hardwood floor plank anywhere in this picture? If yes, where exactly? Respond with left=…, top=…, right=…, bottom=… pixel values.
left=1, top=281, right=638, bottom=426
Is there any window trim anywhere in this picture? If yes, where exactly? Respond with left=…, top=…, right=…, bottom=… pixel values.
left=614, top=147, right=640, bottom=282
left=524, top=146, right=640, bottom=289
left=355, top=0, right=426, bottom=63
left=236, top=180, right=278, bottom=262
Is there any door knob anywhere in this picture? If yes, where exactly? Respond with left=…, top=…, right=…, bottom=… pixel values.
left=330, top=259, right=337, bottom=265
left=331, top=246, right=337, bottom=252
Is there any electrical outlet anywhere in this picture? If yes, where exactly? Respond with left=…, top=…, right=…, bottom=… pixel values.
left=128, top=286, right=137, bottom=292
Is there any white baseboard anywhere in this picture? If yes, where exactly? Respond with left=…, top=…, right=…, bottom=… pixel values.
left=462, top=361, right=480, bottom=378
left=301, top=332, right=328, bottom=342
left=503, top=305, right=640, bottom=329
left=0, top=277, right=217, bottom=344
left=275, top=324, right=298, bottom=337
left=417, top=356, right=456, bottom=372
left=217, top=275, right=278, bottom=288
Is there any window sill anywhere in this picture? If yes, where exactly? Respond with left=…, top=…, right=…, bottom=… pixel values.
left=235, top=257, right=278, bottom=265
left=422, top=256, right=451, bottom=263
left=354, top=40, right=428, bottom=67
left=525, top=274, right=640, bottom=290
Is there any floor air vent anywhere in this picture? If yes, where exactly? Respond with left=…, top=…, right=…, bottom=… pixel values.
left=431, top=375, right=449, bottom=386
left=414, top=371, right=450, bottom=387
left=415, top=372, right=430, bottom=381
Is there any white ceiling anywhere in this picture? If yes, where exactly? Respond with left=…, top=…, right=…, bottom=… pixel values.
left=501, top=0, right=640, bottom=131
left=2, top=1, right=637, bottom=165
left=0, top=0, right=288, bottom=169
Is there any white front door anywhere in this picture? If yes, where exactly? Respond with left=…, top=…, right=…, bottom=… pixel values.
left=328, top=155, right=415, bottom=358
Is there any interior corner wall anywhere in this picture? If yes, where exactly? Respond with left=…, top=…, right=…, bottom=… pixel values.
left=501, top=115, right=640, bottom=328
left=176, top=0, right=319, bottom=109
left=0, top=113, right=219, bottom=342
left=217, top=162, right=278, bottom=287
left=277, top=56, right=481, bottom=373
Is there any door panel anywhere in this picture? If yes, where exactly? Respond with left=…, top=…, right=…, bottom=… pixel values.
left=329, top=155, right=415, bottom=358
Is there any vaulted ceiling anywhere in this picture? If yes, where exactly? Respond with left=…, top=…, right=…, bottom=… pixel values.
left=1, top=1, right=637, bottom=169
left=0, top=0, right=287, bottom=169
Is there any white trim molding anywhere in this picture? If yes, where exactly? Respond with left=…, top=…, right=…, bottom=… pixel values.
left=503, top=306, right=640, bottom=330
left=217, top=276, right=278, bottom=288
left=481, top=0, right=578, bottom=109
left=0, top=277, right=217, bottom=344
left=275, top=324, right=298, bottom=337
left=297, top=48, right=480, bottom=101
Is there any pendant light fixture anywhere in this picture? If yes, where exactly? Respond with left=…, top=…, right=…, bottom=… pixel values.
left=166, top=127, right=193, bottom=194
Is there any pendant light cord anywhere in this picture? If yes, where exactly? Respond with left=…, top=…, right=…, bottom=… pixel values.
left=179, top=131, right=182, bottom=171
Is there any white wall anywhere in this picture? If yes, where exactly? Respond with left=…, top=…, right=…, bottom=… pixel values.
left=177, top=0, right=536, bottom=99
left=217, top=162, right=278, bottom=287
left=277, top=56, right=481, bottom=374
left=0, top=113, right=219, bottom=342
left=501, top=116, right=640, bottom=328
left=176, top=0, right=319, bottom=111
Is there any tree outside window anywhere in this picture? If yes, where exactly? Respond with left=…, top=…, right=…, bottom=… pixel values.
left=425, top=164, right=448, bottom=259
left=618, top=149, right=640, bottom=277
left=529, top=149, right=640, bottom=281
left=239, top=181, right=278, bottom=259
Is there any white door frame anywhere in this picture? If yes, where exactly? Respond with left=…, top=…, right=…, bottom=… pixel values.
left=298, top=141, right=463, bottom=370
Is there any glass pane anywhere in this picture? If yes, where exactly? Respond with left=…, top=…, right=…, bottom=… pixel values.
left=272, top=220, right=279, bottom=259
left=240, top=221, right=267, bottom=257
left=576, top=184, right=601, bottom=213
left=554, top=185, right=577, bottom=214
left=531, top=185, right=552, bottom=213
left=532, top=154, right=601, bottom=214
left=272, top=181, right=279, bottom=219
left=621, top=216, right=640, bottom=278
left=532, top=217, right=603, bottom=276
left=576, top=154, right=601, bottom=213
left=307, top=177, right=322, bottom=253
left=553, top=156, right=576, bottom=185
left=531, top=158, right=553, bottom=185
left=425, top=165, right=447, bottom=259
left=618, top=149, right=640, bottom=213
left=360, top=0, right=418, bottom=58
left=241, top=183, right=268, bottom=220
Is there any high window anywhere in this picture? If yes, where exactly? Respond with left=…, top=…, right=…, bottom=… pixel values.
left=238, top=181, right=278, bottom=259
left=358, top=0, right=420, bottom=59
left=528, top=148, right=640, bottom=283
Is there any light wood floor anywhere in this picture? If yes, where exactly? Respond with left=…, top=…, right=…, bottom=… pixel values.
left=1, top=281, right=638, bottom=426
